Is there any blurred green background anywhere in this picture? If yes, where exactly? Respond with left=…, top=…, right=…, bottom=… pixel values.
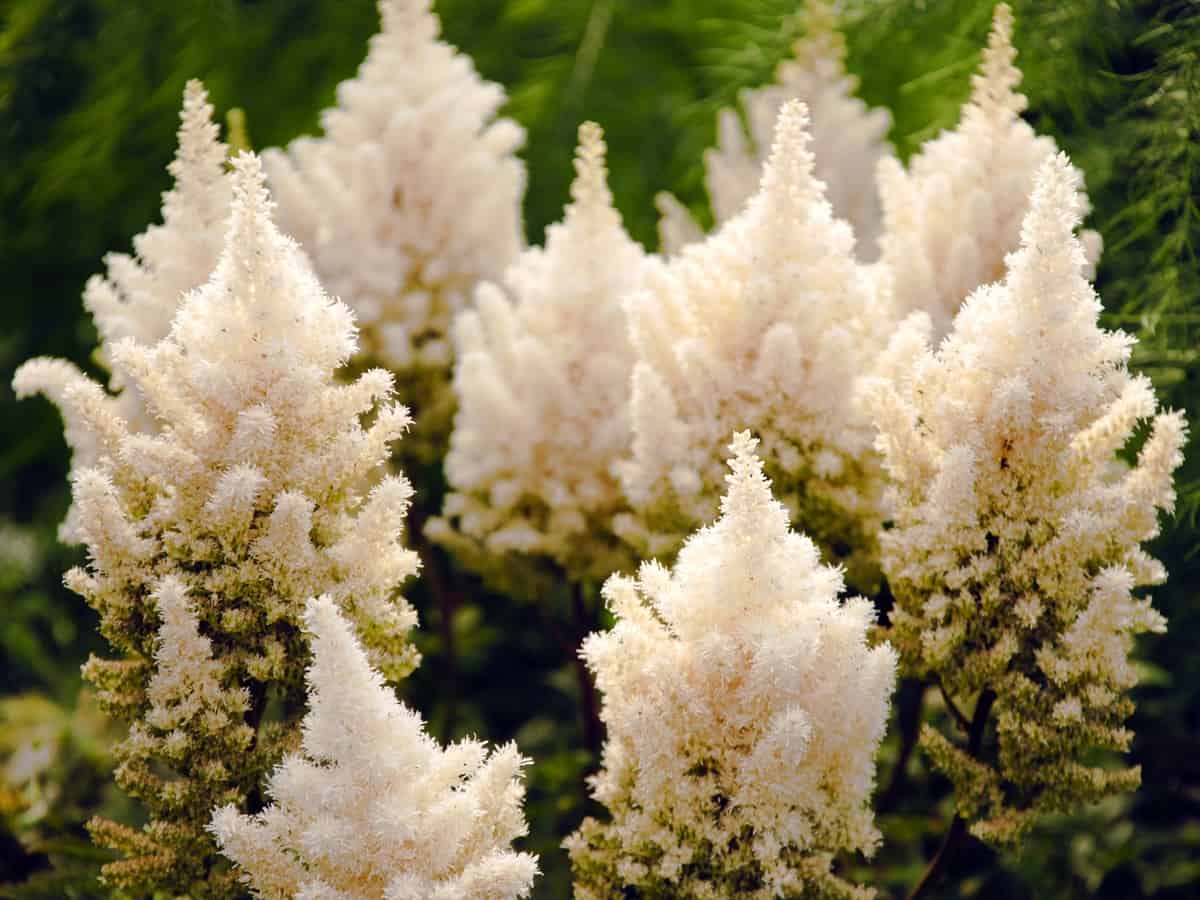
left=1, top=0, right=1197, bottom=897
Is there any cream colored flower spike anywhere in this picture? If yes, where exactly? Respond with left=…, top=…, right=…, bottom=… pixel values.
left=568, top=432, right=896, bottom=898
left=263, top=0, right=526, bottom=462
left=212, top=596, right=539, bottom=900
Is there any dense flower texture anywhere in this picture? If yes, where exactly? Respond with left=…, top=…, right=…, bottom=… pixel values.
left=15, top=81, right=230, bottom=539
left=619, top=99, right=887, bottom=588
left=11, top=154, right=419, bottom=895
left=263, top=0, right=526, bottom=462
left=568, top=433, right=896, bottom=899
left=877, top=3, right=1101, bottom=337
left=866, top=153, right=1186, bottom=843
left=212, top=597, right=538, bottom=899
left=656, top=0, right=892, bottom=260
left=430, top=122, right=652, bottom=588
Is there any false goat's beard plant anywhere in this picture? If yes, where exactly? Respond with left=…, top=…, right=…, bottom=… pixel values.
left=656, top=0, right=893, bottom=261
left=12, top=154, right=419, bottom=896
left=568, top=433, right=896, bottom=899
left=618, top=100, right=889, bottom=589
left=263, top=0, right=527, bottom=464
left=211, top=596, right=538, bottom=900
left=865, top=153, right=1186, bottom=844
left=430, top=122, right=655, bottom=591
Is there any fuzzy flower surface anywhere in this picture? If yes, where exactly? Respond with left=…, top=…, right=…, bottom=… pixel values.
left=865, top=153, right=1186, bottom=843
left=876, top=3, right=1101, bottom=337
left=568, top=433, right=896, bottom=899
left=656, top=0, right=892, bottom=260
left=263, top=0, right=526, bottom=462
left=12, top=154, right=419, bottom=895
left=620, top=99, right=888, bottom=587
left=430, top=123, right=653, bottom=588
left=212, top=596, right=538, bottom=900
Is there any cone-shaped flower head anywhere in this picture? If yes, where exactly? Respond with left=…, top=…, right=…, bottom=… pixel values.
left=657, top=0, right=893, bottom=259
left=621, top=100, right=889, bottom=588
left=430, top=123, right=655, bottom=588
left=212, top=596, right=538, bottom=900
left=877, top=3, right=1101, bottom=337
left=865, top=153, right=1186, bottom=843
left=568, top=433, right=896, bottom=898
left=12, top=153, right=419, bottom=895
left=263, top=0, right=526, bottom=462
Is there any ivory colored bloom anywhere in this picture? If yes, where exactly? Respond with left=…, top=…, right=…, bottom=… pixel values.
left=877, top=3, right=1101, bottom=337
left=212, top=596, right=538, bottom=900
left=568, top=433, right=896, bottom=898
left=657, top=0, right=892, bottom=259
left=865, top=153, right=1185, bottom=842
left=620, top=100, right=888, bottom=588
left=13, top=154, right=419, bottom=895
left=263, top=0, right=526, bottom=461
left=430, top=123, right=653, bottom=587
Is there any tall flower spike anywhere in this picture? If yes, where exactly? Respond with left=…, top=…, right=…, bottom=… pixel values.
left=212, top=596, right=539, bottom=900
left=568, top=433, right=896, bottom=898
left=429, top=122, right=655, bottom=590
left=865, top=153, right=1186, bottom=844
left=12, top=151, right=419, bottom=897
left=656, top=0, right=893, bottom=259
left=877, top=3, right=1102, bottom=337
left=620, top=99, right=889, bottom=589
left=14, top=81, right=230, bottom=540
left=263, top=0, right=526, bottom=463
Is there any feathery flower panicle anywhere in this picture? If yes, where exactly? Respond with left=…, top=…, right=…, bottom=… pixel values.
left=211, top=596, right=538, bottom=900
left=865, top=153, right=1186, bottom=843
left=620, top=100, right=889, bottom=588
left=657, top=0, right=893, bottom=259
left=12, top=153, right=419, bottom=896
left=263, top=0, right=526, bottom=462
left=15, top=81, right=230, bottom=540
left=877, top=3, right=1101, bottom=337
left=429, top=123, right=654, bottom=589
left=568, top=433, right=896, bottom=898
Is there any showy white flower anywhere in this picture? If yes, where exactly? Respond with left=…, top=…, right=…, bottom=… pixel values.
left=568, top=433, right=896, bottom=899
left=13, top=153, right=419, bottom=894
left=865, top=152, right=1185, bottom=843
left=212, top=596, right=538, bottom=900
left=876, top=3, right=1101, bottom=337
left=657, top=0, right=892, bottom=259
left=620, top=99, right=889, bottom=587
left=430, top=122, right=653, bottom=587
left=263, top=0, right=526, bottom=461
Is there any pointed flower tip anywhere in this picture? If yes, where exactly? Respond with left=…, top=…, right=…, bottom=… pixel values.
left=1025, top=151, right=1085, bottom=237
left=724, top=430, right=767, bottom=493
left=761, top=100, right=816, bottom=189
left=303, top=594, right=342, bottom=637
left=972, top=2, right=1024, bottom=113
left=570, top=120, right=612, bottom=210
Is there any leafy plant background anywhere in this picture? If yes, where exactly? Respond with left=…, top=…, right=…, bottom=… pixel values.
left=1, top=0, right=1196, bottom=897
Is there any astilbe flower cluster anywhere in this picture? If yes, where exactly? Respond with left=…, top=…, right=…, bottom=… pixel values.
left=568, top=433, right=896, bottom=899
left=876, top=3, right=1101, bottom=336
left=429, top=122, right=654, bottom=590
left=865, top=153, right=1186, bottom=843
left=263, top=0, right=526, bottom=463
left=656, top=0, right=893, bottom=261
left=211, top=596, right=538, bottom=900
left=12, top=154, right=419, bottom=895
left=619, top=100, right=889, bottom=588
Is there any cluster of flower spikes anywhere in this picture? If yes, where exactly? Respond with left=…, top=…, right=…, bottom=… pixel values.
left=12, top=153, right=420, bottom=896
left=567, top=432, right=896, bottom=899
left=429, top=122, right=655, bottom=593
left=263, top=0, right=526, bottom=464
left=876, top=2, right=1101, bottom=338
left=618, top=99, right=890, bottom=590
left=211, top=596, right=538, bottom=900
left=655, top=0, right=893, bottom=261
left=865, top=152, right=1186, bottom=844
left=20, top=81, right=231, bottom=542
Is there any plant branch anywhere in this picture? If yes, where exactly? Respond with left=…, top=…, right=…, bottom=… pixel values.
left=877, top=679, right=926, bottom=814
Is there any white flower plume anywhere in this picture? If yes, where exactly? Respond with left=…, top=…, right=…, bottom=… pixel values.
left=568, top=432, right=896, bottom=898
left=212, top=596, right=538, bottom=900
